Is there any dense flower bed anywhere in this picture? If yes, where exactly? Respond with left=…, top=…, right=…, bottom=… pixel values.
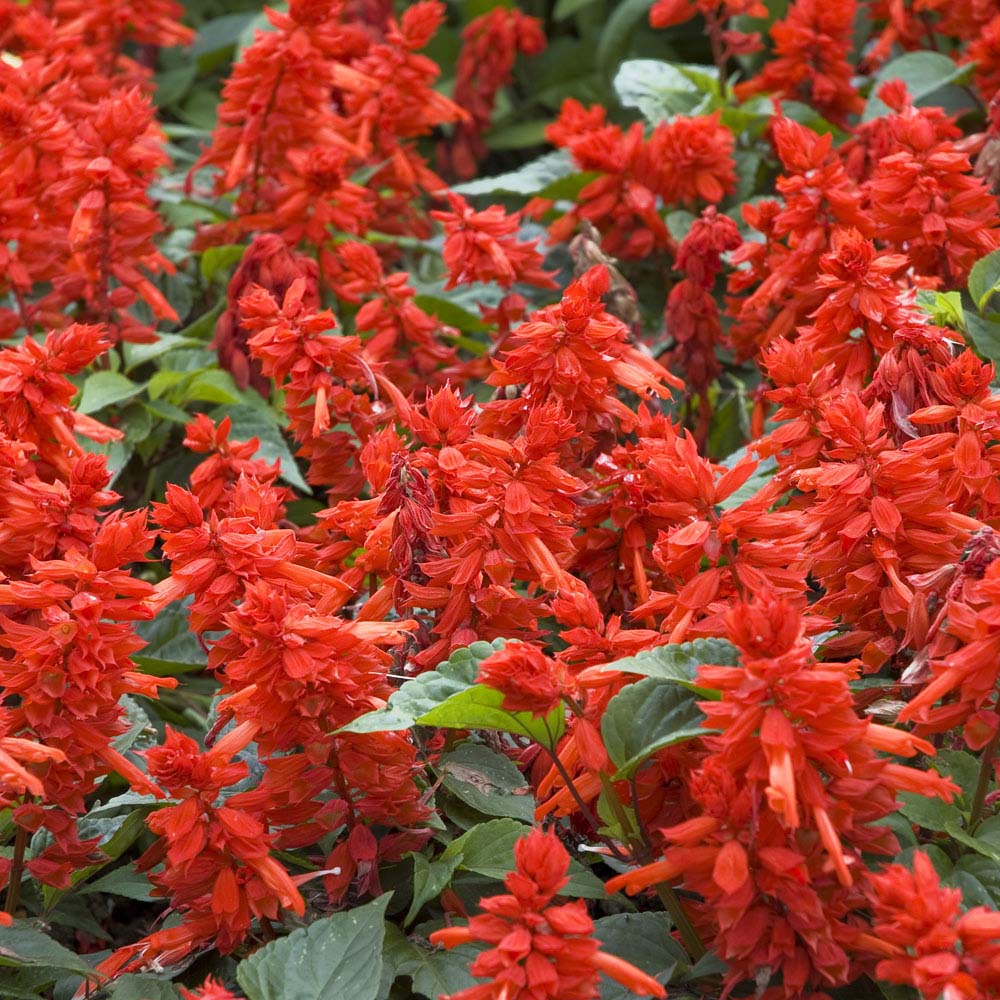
left=2, top=1, right=1000, bottom=998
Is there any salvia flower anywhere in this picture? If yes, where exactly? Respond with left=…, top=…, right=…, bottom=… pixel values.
left=429, top=828, right=666, bottom=1000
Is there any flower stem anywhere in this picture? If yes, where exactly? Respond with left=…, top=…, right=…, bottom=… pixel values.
left=971, top=716, right=1000, bottom=831
left=5, top=825, right=28, bottom=916
left=655, top=881, right=706, bottom=961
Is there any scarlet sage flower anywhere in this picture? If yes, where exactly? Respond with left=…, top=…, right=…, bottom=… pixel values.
left=211, top=234, right=320, bottom=396
left=545, top=102, right=672, bottom=259
left=478, top=642, right=566, bottom=717
left=431, top=192, right=556, bottom=290
left=736, top=0, right=863, bottom=126
left=487, top=266, right=682, bottom=438
left=180, top=978, right=239, bottom=1000
left=429, top=828, right=666, bottom=1000
left=441, top=7, right=546, bottom=179
left=53, top=87, right=178, bottom=342
left=607, top=594, right=957, bottom=998
left=865, top=851, right=1000, bottom=999
left=664, top=207, right=741, bottom=405
left=646, top=113, right=737, bottom=206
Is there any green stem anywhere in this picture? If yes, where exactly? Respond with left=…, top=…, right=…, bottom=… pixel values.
left=655, top=882, right=706, bottom=961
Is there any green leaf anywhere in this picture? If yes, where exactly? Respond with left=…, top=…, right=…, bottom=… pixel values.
left=945, top=816, right=1000, bottom=864
left=554, top=0, right=600, bottom=18
left=969, top=249, right=1000, bottom=312
left=438, top=743, right=535, bottom=822
left=153, top=63, right=196, bottom=107
left=441, top=819, right=604, bottom=897
left=915, top=289, right=966, bottom=331
left=597, top=0, right=654, bottom=77
left=592, top=913, right=684, bottom=999
left=192, top=12, right=258, bottom=59
left=602, top=679, right=709, bottom=779
left=964, top=311, right=1000, bottom=363
left=76, top=372, right=144, bottom=415
left=382, top=924, right=482, bottom=1000
left=0, top=923, right=97, bottom=981
left=237, top=895, right=391, bottom=1000
left=215, top=404, right=309, bottom=492
left=123, top=335, right=205, bottom=373
left=133, top=598, right=207, bottom=676
left=599, top=638, right=738, bottom=697
left=405, top=855, right=462, bottom=926
left=613, top=59, right=716, bottom=123
left=108, top=975, right=182, bottom=1000
left=181, top=369, right=242, bottom=405
left=175, top=297, right=225, bottom=341
left=486, top=119, right=549, bottom=151
left=933, top=750, right=981, bottom=806
left=416, top=684, right=565, bottom=750
left=201, top=244, right=246, bottom=282
left=897, top=792, right=963, bottom=832
left=863, top=51, right=973, bottom=121
left=340, top=640, right=504, bottom=734
left=452, top=151, right=576, bottom=197
left=949, top=854, right=1000, bottom=908
left=79, top=865, right=154, bottom=902
left=414, top=296, right=489, bottom=333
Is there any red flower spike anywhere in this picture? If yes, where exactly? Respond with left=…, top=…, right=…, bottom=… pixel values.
left=429, top=828, right=666, bottom=1000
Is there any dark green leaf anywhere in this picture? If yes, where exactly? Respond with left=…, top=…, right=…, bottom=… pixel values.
left=133, top=598, right=207, bottom=676
left=441, top=820, right=604, bottom=896
left=192, top=13, right=258, bottom=58
left=933, top=750, right=981, bottom=806
left=592, top=913, right=684, bottom=998
left=108, top=975, right=182, bottom=1000
left=438, top=743, right=535, bottom=822
left=897, top=792, right=963, bottom=832
left=554, top=0, right=601, bottom=18
left=236, top=895, right=391, bottom=1000
left=949, top=854, right=1000, bottom=908
left=413, top=296, right=489, bottom=333
left=597, top=0, right=654, bottom=77
left=602, top=679, right=709, bottom=779
left=79, top=865, right=154, bottom=902
left=382, top=923, right=482, bottom=1000
left=0, top=923, right=97, bottom=980
left=964, top=311, right=1000, bottom=363
left=214, top=404, right=309, bottom=492
left=405, top=855, right=462, bottom=926
left=486, top=119, right=549, bottom=151
left=599, top=638, right=738, bottom=697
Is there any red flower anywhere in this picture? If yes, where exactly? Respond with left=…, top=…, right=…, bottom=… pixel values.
left=478, top=643, right=565, bottom=718
left=431, top=192, right=556, bottom=290
left=647, top=113, right=737, bottom=205
left=736, top=0, right=862, bottom=126
left=429, top=828, right=666, bottom=1000
left=866, top=851, right=1000, bottom=999
left=180, top=978, right=239, bottom=1000
left=441, top=8, right=546, bottom=179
